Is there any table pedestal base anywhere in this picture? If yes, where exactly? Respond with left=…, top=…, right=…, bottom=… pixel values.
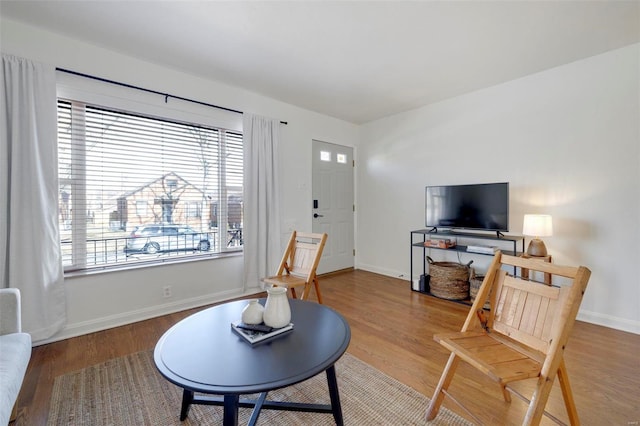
left=179, top=365, right=343, bottom=426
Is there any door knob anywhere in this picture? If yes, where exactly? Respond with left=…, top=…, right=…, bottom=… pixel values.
left=313, top=213, right=324, bottom=218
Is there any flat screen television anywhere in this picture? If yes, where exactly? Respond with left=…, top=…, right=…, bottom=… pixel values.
left=425, top=182, right=509, bottom=233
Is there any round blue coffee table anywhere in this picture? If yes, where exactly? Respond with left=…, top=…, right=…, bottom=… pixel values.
left=154, top=298, right=351, bottom=425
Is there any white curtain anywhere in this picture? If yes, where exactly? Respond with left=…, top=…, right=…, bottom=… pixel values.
left=243, top=113, right=282, bottom=290
left=1, top=54, right=66, bottom=341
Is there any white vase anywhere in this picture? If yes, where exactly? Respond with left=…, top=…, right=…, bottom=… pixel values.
left=241, top=299, right=264, bottom=325
left=263, top=287, right=291, bottom=329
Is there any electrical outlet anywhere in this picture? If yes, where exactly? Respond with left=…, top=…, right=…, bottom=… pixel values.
left=163, top=285, right=172, bottom=298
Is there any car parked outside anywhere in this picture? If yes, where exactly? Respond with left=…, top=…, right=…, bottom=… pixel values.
left=124, top=224, right=211, bottom=255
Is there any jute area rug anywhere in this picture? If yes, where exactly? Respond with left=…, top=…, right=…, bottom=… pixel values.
left=48, top=351, right=471, bottom=425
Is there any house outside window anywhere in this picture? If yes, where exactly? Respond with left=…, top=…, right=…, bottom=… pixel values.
left=58, top=99, right=243, bottom=272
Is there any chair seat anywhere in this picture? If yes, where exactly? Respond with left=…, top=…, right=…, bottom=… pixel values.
left=435, top=331, right=542, bottom=384
left=262, top=274, right=307, bottom=289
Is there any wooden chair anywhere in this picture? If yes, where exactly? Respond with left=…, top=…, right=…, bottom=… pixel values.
left=425, top=252, right=591, bottom=425
left=262, top=231, right=328, bottom=303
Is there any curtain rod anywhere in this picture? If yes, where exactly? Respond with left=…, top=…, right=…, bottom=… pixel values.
left=55, top=68, right=288, bottom=125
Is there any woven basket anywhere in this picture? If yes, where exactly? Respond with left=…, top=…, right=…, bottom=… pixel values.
left=469, top=271, right=491, bottom=309
left=469, top=273, right=484, bottom=301
left=427, top=257, right=472, bottom=300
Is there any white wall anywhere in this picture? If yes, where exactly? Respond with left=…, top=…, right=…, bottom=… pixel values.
left=3, top=17, right=638, bottom=339
left=357, top=44, right=640, bottom=334
left=1, top=18, right=359, bottom=344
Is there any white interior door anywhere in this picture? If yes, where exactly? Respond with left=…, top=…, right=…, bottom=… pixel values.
left=312, top=140, right=354, bottom=273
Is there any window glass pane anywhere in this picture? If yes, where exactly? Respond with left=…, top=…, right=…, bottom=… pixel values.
left=337, top=153, right=347, bottom=164
left=186, top=202, right=200, bottom=218
left=320, top=151, right=331, bottom=162
left=58, top=99, right=243, bottom=272
left=135, top=200, right=148, bottom=216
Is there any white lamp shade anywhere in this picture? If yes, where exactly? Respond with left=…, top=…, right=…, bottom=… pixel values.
left=523, top=214, right=553, bottom=237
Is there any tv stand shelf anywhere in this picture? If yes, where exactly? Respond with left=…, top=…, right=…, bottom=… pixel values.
left=410, top=229, right=524, bottom=300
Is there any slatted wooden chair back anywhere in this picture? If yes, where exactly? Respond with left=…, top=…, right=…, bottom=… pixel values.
left=280, top=232, right=326, bottom=283
left=486, top=255, right=589, bottom=355
left=426, top=252, right=591, bottom=426
left=490, top=269, right=564, bottom=355
left=263, top=231, right=328, bottom=302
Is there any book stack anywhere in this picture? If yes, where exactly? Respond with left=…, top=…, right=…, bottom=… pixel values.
left=231, top=321, right=294, bottom=345
left=424, top=239, right=456, bottom=249
left=466, top=245, right=498, bottom=254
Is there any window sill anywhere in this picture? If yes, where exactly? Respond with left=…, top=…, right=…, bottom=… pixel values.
left=63, top=250, right=243, bottom=278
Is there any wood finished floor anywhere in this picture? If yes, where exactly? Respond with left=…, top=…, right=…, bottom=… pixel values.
left=14, top=269, right=640, bottom=425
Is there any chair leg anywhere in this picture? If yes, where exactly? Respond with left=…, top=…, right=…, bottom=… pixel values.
left=426, top=353, right=460, bottom=421
left=522, top=372, right=557, bottom=426
left=300, top=284, right=314, bottom=301
left=313, top=278, right=323, bottom=304
left=501, top=384, right=512, bottom=402
left=557, top=358, right=580, bottom=425
left=290, top=287, right=298, bottom=299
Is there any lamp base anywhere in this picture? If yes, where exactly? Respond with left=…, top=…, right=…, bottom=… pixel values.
left=526, top=239, right=548, bottom=257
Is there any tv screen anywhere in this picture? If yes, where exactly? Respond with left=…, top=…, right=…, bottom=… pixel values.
left=425, top=182, right=509, bottom=232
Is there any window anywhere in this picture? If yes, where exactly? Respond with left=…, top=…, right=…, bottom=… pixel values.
left=135, top=200, right=148, bottom=216
left=320, top=149, right=348, bottom=164
left=58, top=99, right=243, bottom=272
left=186, top=202, right=201, bottom=218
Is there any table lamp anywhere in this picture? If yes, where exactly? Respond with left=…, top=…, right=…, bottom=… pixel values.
left=522, top=214, right=553, bottom=257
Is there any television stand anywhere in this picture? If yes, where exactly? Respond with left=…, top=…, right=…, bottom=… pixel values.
left=410, top=229, right=524, bottom=302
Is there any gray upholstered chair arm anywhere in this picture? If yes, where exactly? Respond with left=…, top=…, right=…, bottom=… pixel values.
left=0, top=288, right=22, bottom=335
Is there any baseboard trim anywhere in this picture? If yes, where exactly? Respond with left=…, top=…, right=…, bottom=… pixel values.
left=577, top=310, right=640, bottom=335
left=37, top=270, right=639, bottom=345
left=356, top=263, right=407, bottom=281
left=319, top=267, right=354, bottom=278
left=34, top=288, right=263, bottom=346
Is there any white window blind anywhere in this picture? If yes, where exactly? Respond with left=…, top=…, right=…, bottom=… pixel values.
left=58, top=99, right=243, bottom=272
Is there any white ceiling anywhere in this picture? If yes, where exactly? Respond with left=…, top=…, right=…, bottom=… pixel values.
left=1, top=1, right=639, bottom=124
